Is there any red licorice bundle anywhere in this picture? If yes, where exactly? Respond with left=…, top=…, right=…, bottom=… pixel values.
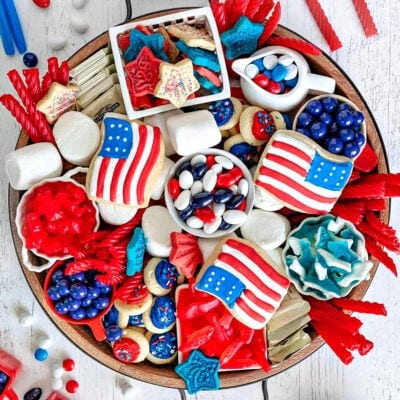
left=331, top=298, right=387, bottom=316
left=224, top=0, right=250, bottom=28
left=266, top=36, right=322, bottom=56
left=364, top=237, right=398, bottom=277
left=258, top=2, right=281, bottom=47
left=354, top=142, right=378, bottom=172
left=251, top=0, right=275, bottom=23
left=210, top=0, right=228, bottom=33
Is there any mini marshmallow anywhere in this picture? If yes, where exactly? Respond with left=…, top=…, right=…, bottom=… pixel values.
left=18, top=312, right=33, bottom=327
left=53, top=111, right=101, bottom=166
left=142, top=206, right=181, bottom=257
left=240, top=209, right=290, bottom=250
left=5, top=142, right=62, bottom=190
left=166, top=110, right=221, bottom=156
left=144, top=109, right=183, bottom=156
left=150, top=157, right=174, bottom=201
left=38, top=335, right=53, bottom=349
left=97, top=201, right=137, bottom=226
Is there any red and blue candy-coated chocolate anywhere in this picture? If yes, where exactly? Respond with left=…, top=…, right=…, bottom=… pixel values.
left=154, top=259, right=179, bottom=290
left=148, top=296, right=176, bottom=330
left=148, top=331, right=177, bottom=360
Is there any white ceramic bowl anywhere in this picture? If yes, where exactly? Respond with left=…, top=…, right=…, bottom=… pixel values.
left=164, top=149, right=255, bottom=238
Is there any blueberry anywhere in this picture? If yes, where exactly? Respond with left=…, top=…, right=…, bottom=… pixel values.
left=306, top=100, right=323, bottom=116
left=86, top=285, right=101, bottom=300
left=64, top=296, right=81, bottom=312
left=336, top=109, right=354, bottom=127
left=70, top=282, right=88, bottom=300
left=310, top=122, right=328, bottom=140
left=106, top=325, right=123, bottom=342
left=321, top=96, right=338, bottom=113
left=352, top=110, right=365, bottom=126
left=339, top=128, right=355, bottom=142
left=0, top=372, right=8, bottom=384
left=319, top=112, right=333, bottom=126
left=353, top=132, right=366, bottom=147
left=54, top=301, right=69, bottom=315
left=47, top=285, right=61, bottom=301
left=81, top=297, right=92, bottom=307
left=343, top=141, right=361, bottom=158
left=94, top=296, right=110, bottom=310
left=70, top=308, right=86, bottom=320
left=330, top=122, right=339, bottom=134
left=23, top=52, right=38, bottom=68
left=100, top=285, right=112, bottom=295
left=55, top=279, right=70, bottom=296
left=325, top=136, right=344, bottom=154
left=85, top=307, right=99, bottom=319
left=51, top=269, right=64, bottom=284
left=297, top=112, right=313, bottom=128
left=296, top=128, right=311, bottom=137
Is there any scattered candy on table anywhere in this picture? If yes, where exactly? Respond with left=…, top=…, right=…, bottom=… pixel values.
left=62, top=358, right=75, bottom=372
left=23, top=387, right=42, bottom=400
left=34, top=348, right=48, bottom=362
left=65, top=379, right=79, bottom=394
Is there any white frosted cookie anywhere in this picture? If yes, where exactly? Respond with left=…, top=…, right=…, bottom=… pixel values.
left=145, top=331, right=178, bottom=365
left=141, top=206, right=181, bottom=257
left=240, top=209, right=290, bottom=250
left=53, top=111, right=101, bottom=166
left=150, top=157, right=174, bottom=201
left=96, top=201, right=137, bottom=225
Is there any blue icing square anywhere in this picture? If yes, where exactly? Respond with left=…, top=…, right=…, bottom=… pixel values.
left=196, top=265, right=245, bottom=309
left=306, top=152, right=353, bottom=191
left=100, top=117, right=133, bottom=159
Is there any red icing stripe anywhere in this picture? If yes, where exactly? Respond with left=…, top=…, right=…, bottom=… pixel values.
left=255, top=180, right=328, bottom=214
left=136, top=125, right=161, bottom=206
left=258, top=167, right=338, bottom=204
left=122, top=125, right=148, bottom=204
left=236, top=297, right=266, bottom=324
left=242, top=289, right=275, bottom=314
left=110, top=159, right=126, bottom=202
left=96, top=157, right=111, bottom=199
left=226, top=239, right=290, bottom=289
left=218, top=252, right=282, bottom=302
left=265, top=153, right=308, bottom=177
left=270, top=139, right=313, bottom=164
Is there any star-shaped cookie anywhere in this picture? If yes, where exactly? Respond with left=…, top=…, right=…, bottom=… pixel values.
left=168, top=23, right=216, bottom=51
left=221, top=16, right=264, bottom=60
left=154, top=59, right=200, bottom=108
left=175, top=350, right=220, bottom=394
left=125, top=46, right=162, bottom=96
left=36, top=82, right=79, bottom=124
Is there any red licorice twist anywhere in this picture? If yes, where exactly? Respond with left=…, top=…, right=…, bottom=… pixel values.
left=352, top=0, right=378, bottom=37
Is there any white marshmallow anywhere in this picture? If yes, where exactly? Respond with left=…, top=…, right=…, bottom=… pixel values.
left=5, top=142, right=62, bottom=190
left=144, top=109, right=183, bottom=156
left=53, top=111, right=101, bottom=166
left=150, top=157, right=174, bottom=200
left=142, top=206, right=181, bottom=257
left=240, top=209, right=291, bottom=250
left=97, top=202, right=137, bottom=225
left=167, top=110, right=221, bottom=156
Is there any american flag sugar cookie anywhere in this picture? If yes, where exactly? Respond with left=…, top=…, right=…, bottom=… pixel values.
left=87, top=113, right=165, bottom=208
left=196, top=237, right=290, bottom=329
left=254, top=130, right=353, bottom=215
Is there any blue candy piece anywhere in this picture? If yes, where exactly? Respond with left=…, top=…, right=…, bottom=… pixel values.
left=81, top=297, right=92, bottom=307
left=70, top=307, right=86, bottom=320
left=297, top=112, right=313, bottom=128
left=175, top=160, right=192, bottom=177
left=23, top=387, right=42, bottom=400
left=310, top=122, right=328, bottom=140
left=229, top=142, right=257, bottom=167
left=226, top=194, right=245, bottom=209
left=124, top=29, right=168, bottom=62
left=191, top=162, right=208, bottom=180
left=126, top=227, right=146, bottom=276
left=214, top=189, right=234, bottom=204
left=175, top=350, right=220, bottom=394
left=106, top=325, right=123, bottom=342
left=86, top=285, right=101, bottom=300
left=54, top=300, right=69, bottom=315
left=103, top=306, right=119, bottom=327
left=51, top=269, right=64, bottom=284
left=208, top=99, right=235, bottom=127
left=343, top=141, right=361, bottom=158
left=64, top=296, right=81, bottom=312
left=23, top=52, right=38, bottom=68
left=281, top=112, right=292, bottom=129
left=179, top=205, right=194, bottom=221
left=336, top=109, right=354, bottom=127
left=34, top=348, right=48, bottom=362
left=176, top=41, right=220, bottom=72
left=339, top=128, right=355, bottom=142
left=306, top=100, right=323, bottom=116
left=284, top=76, right=298, bottom=88
left=319, top=111, right=333, bottom=126
left=191, top=192, right=213, bottom=209
left=219, top=220, right=232, bottom=230
left=55, top=279, right=70, bottom=296
left=326, top=136, right=344, bottom=154
left=252, top=58, right=265, bottom=72
left=271, top=64, right=288, bottom=82
left=47, top=285, right=61, bottom=301
left=0, top=372, right=8, bottom=384
left=70, top=282, right=88, bottom=300
left=262, top=69, right=272, bottom=79
left=148, top=331, right=177, bottom=360
left=155, top=259, right=179, bottom=289
left=85, top=307, right=99, bottom=319
left=149, top=296, right=176, bottom=330
left=220, top=16, right=264, bottom=60
left=321, top=96, right=338, bottom=113
left=94, top=296, right=110, bottom=310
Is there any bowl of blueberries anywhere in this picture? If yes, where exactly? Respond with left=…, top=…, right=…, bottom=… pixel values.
left=165, top=149, right=255, bottom=238
left=44, top=260, right=115, bottom=341
left=293, top=94, right=367, bottom=159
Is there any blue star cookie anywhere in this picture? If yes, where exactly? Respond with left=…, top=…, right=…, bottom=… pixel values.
left=176, top=40, right=221, bottom=73
left=124, top=29, right=168, bottom=62
left=175, top=350, right=220, bottom=394
left=221, top=16, right=264, bottom=60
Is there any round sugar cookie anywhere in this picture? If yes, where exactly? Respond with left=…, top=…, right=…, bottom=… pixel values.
left=270, top=110, right=291, bottom=130
left=143, top=258, right=181, bottom=296
left=114, top=293, right=153, bottom=329
left=145, top=331, right=178, bottom=365
left=97, top=201, right=138, bottom=225
left=240, top=209, right=291, bottom=250
left=208, top=97, right=242, bottom=130
left=53, top=111, right=101, bottom=166
left=143, top=295, right=176, bottom=334
left=141, top=206, right=181, bottom=257
left=150, top=157, right=174, bottom=201
left=112, top=327, right=149, bottom=363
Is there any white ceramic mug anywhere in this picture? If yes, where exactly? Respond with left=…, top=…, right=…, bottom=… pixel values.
left=232, top=46, right=336, bottom=112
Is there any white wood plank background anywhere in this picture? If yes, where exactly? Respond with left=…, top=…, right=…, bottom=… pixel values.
left=0, top=1, right=399, bottom=399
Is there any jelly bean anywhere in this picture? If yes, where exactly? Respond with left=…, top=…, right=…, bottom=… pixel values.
left=229, top=184, right=238, bottom=195
left=223, top=210, right=248, bottom=225
left=23, top=52, right=39, bottom=68
left=321, top=96, right=338, bottom=112
left=191, top=192, right=213, bottom=209
left=106, top=325, right=123, bottom=342
left=34, top=348, right=48, bottom=362
left=238, top=179, right=249, bottom=197
left=24, top=387, right=43, bottom=400
left=215, top=155, right=233, bottom=170
left=179, top=170, right=194, bottom=190
left=263, top=54, right=278, bottom=70
left=70, top=308, right=86, bottom=320
left=245, top=63, right=259, bottom=79
left=306, top=100, right=323, bottom=116
left=213, top=202, right=225, bottom=217
left=190, top=154, right=207, bottom=165
left=190, top=180, right=203, bottom=195
left=65, top=379, right=79, bottom=394
left=206, top=154, right=216, bottom=168
left=252, top=58, right=265, bottom=71
left=265, top=80, right=281, bottom=94
left=70, top=282, right=88, bottom=300
left=229, top=166, right=244, bottom=183
left=282, top=112, right=292, bottom=129
left=202, top=169, right=218, bottom=192
left=174, top=189, right=191, bottom=210
left=195, top=207, right=216, bottom=223
left=179, top=205, right=194, bottom=220
left=254, top=73, right=270, bottom=88
left=168, top=178, right=180, bottom=200
left=339, top=128, right=355, bottom=142
left=284, top=63, right=298, bottom=79
left=336, top=109, right=354, bottom=127
left=237, top=199, right=247, bottom=211
left=277, top=81, right=286, bottom=94
left=186, top=216, right=204, bottom=229
left=219, top=219, right=232, bottom=230
left=319, top=111, right=333, bottom=126
left=211, top=163, right=223, bottom=174
left=216, top=172, right=236, bottom=188
left=310, top=122, right=328, bottom=140
left=214, top=189, right=234, bottom=204
left=203, top=217, right=222, bottom=234
left=175, top=160, right=191, bottom=177
left=271, top=64, right=287, bottom=82
left=263, top=69, right=272, bottom=79
left=326, top=136, right=344, bottom=154
left=191, top=162, right=207, bottom=180
left=226, top=194, right=245, bottom=209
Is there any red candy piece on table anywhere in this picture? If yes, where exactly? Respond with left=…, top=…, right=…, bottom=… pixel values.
left=364, top=236, right=398, bottom=276
left=168, top=178, right=180, bottom=200
left=125, top=47, right=162, bottom=97
left=33, top=0, right=50, bottom=8
left=266, top=80, right=282, bottom=94
left=352, top=0, right=378, bottom=37
left=65, top=380, right=79, bottom=394
left=46, top=391, right=71, bottom=400
left=195, top=207, right=216, bottom=224
left=254, top=73, right=270, bottom=89
left=62, top=358, right=75, bottom=372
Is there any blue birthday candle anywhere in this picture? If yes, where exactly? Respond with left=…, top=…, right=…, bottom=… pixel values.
left=0, top=1, right=15, bottom=55
left=0, top=0, right=27, bottom=54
